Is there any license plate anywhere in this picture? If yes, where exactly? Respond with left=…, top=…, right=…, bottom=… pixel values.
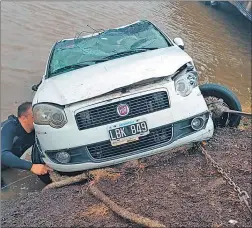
left=108, top=119, right=149, bottom=146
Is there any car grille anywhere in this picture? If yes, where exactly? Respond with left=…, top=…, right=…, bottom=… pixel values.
left=75, top=91, right=169, bottom=130
left=87, top=124, right=173, bottom=160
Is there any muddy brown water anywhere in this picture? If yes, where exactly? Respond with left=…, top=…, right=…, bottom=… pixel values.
left=1, top=2, right=251, bottom=200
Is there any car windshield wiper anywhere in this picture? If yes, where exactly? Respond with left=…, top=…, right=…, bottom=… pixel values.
left=101, top=47, right=159, bottom=60
left=50, top=63, right=91, bottom=75
left=50, top=58, right=116, bottom=76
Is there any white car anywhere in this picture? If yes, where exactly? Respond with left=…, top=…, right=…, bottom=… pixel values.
left=31, top=20, right=214, bottom=181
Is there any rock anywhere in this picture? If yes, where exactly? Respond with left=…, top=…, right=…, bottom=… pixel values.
left=228, top=219, right=238, bottom=225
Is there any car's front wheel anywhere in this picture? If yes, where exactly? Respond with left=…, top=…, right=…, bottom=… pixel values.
left=199, top=83, right=242, bottom=127
left=31, top=144, right=52, bottom=185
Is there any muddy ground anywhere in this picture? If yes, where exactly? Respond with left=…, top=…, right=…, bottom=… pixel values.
left=1, top=118, right=251, bottom=227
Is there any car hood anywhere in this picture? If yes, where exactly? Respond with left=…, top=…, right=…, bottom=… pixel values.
left=33, top=46, right=192, bottom=105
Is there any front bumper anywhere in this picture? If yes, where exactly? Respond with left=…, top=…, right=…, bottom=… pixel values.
left=41, top=116, right=213, bottom=172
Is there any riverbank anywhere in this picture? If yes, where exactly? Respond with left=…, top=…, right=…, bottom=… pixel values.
left=1, top=117, right=251, bottom=227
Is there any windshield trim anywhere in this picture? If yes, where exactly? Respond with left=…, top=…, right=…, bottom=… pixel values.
left=45, top=42, right=57, bottom=79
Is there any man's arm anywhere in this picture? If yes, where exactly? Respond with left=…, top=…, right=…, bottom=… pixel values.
left=1, top=123, right=33, bottom=170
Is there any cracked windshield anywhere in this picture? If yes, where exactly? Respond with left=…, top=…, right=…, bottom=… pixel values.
left=49, top=21, right=170, bottom=77
left=1, top=1, right=252, bottom=227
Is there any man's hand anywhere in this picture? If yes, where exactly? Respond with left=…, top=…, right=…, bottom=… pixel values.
left=30, top=164, right=53, bottom=175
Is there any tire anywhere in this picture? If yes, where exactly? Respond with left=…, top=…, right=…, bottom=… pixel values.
left=199, top=83, right=242, bottom=127
left=31, top=145, right=52, bottom=185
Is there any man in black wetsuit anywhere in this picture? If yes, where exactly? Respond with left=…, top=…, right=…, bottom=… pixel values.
left=1, top=102, right=52, bottom=181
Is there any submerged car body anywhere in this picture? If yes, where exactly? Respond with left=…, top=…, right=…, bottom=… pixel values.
left=32, top=20, right=214, bottom=172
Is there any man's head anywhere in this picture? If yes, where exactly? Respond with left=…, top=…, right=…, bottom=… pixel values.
left=18, top=102, right=34, bottom=133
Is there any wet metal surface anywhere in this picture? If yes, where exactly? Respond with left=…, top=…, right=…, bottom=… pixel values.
left=1, top=1, right=251, bottom=200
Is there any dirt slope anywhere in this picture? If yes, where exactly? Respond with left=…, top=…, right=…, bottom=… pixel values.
left=1, top=123, right=251, bottom=227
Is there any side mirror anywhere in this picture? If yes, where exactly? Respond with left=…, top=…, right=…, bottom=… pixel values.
left=173, top=37, right=185, bottom=50
left=32, top=85, right=38, bottom=91
left=32, top=80, right=42, bottom=91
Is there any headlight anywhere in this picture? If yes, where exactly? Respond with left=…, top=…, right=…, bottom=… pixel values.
left=174, top=64, right=198, bottom=97
left=33, top=103, right=67, bottom=128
